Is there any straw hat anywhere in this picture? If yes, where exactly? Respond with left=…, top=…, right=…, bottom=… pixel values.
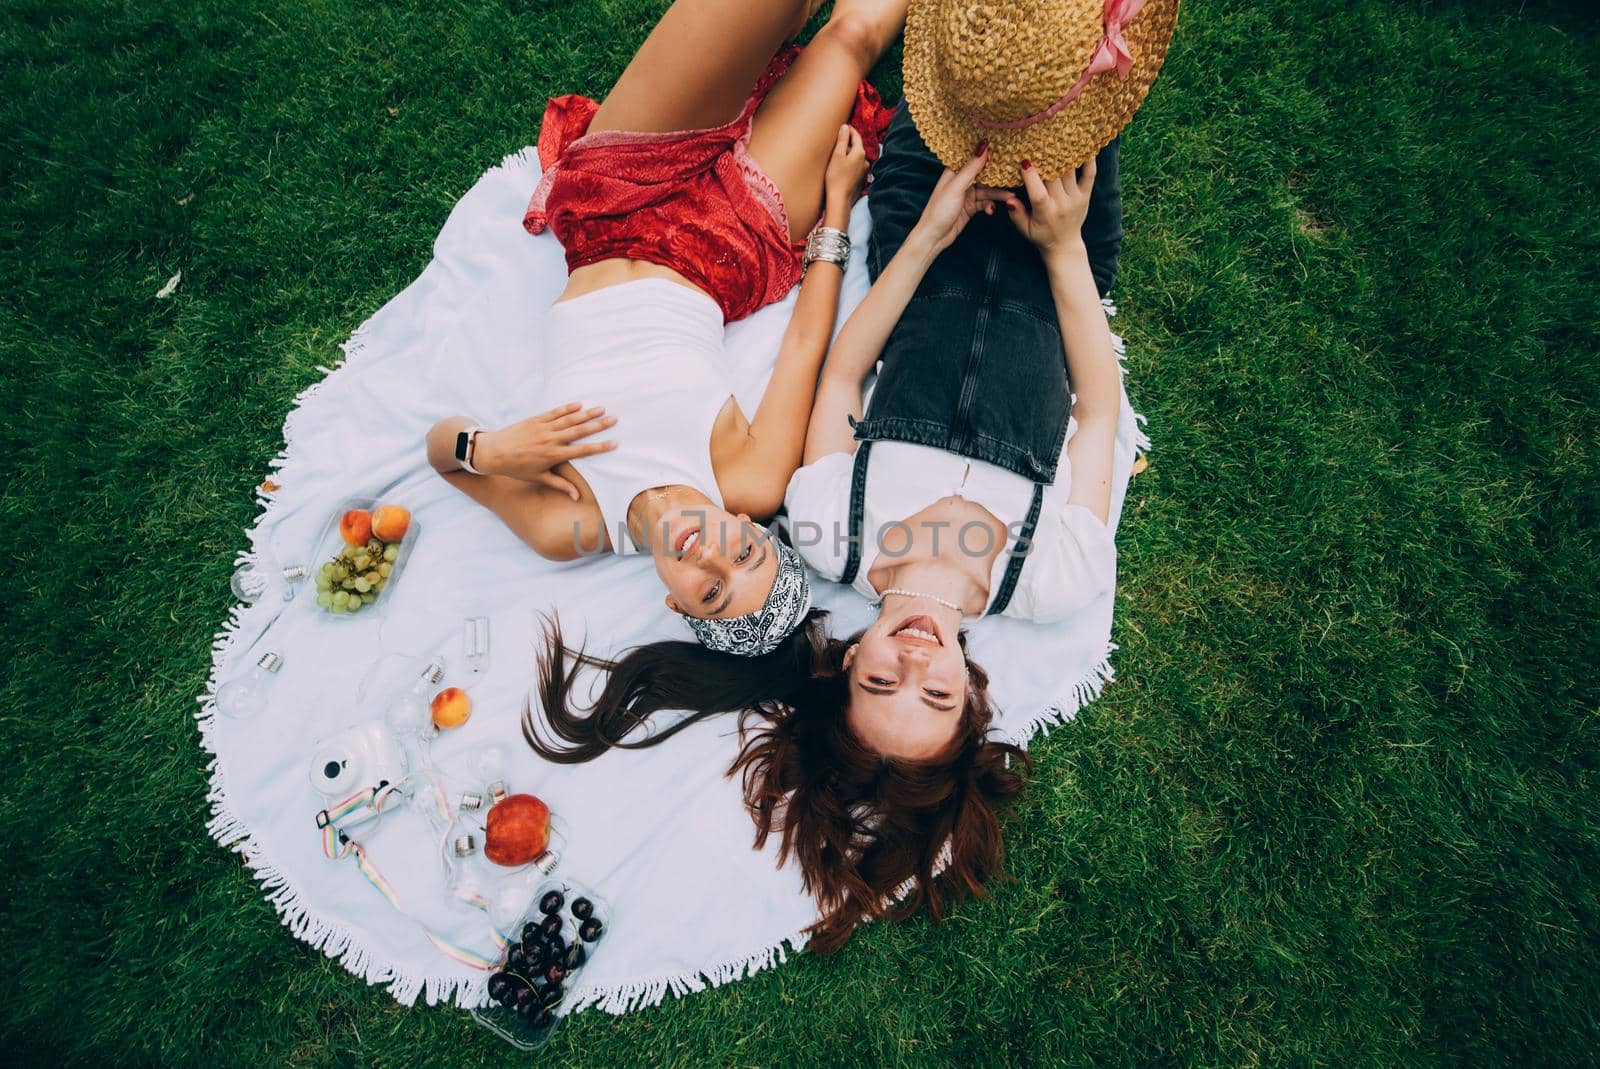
left=904, top=0, right=1180, bottom=185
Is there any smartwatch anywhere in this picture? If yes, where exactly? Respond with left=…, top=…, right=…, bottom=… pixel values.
left=454, top=425, right=487, bottom=474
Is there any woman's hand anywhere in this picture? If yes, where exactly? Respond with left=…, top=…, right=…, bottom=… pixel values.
left=473, top=403, right=617, bottom=499
left=822, top=124, right=869, bottom=226
left=1003, top=158, right=1097, bottom=262
left=908, top=143, right=997, bottom=254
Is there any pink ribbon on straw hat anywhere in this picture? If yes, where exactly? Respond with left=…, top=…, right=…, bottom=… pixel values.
left=972, top=0, right=1147, bottom=131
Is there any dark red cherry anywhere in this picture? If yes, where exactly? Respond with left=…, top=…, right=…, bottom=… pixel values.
left=540, top=982, right=565, bottom=1008
left=522, top=921, right=541, bottom=945
left=539, top=913, right=563, bottom=938
left=563, top=942, right=587, bottom=969
left=532, top=1008, right=555, bottom=1029
left=544, top=961, right=567, bottom=985
left=539, top=889, right=565, bottom=915
left=579, top=917, right=603, bottom=942
left=525, top=940, right=549, bottom=969
left=570, top=897, right=594, bottom=921
left=507, top=946, right=527, bottom=971
left=487, top=973, right=512, bottom=1002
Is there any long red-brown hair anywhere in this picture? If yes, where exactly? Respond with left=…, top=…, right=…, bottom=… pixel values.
left=525, top=610, right=1031, bottom=952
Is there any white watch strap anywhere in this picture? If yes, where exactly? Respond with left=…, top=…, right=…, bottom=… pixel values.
left=458, top=425, right=487, bottom=475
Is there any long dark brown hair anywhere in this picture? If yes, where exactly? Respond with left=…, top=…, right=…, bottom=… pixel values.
left=524, top=609, right=1031, bottom=953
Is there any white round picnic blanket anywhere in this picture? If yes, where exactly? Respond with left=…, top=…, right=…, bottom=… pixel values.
left=197, top=148, right=1147, bottom=1013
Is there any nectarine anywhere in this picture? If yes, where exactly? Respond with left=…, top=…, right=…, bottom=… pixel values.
left=484, top=793, right=550, bottom=866
left=430, top=687, right=471, bottom=730
left=339, top=509, right=373, bottom=547
left=371, top=504, right=411, bottom=542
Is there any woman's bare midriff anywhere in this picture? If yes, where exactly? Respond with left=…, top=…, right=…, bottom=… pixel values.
left=558, top=258, right=712, bottom=304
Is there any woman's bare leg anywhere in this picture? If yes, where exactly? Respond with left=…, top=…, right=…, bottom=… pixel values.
left=590, top=0, right=821, bottom=135
left=746, top=0, right=908, bottom=241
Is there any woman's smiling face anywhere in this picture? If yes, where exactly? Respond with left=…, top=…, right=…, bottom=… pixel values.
left=843, top=607, right=968, bottom=759
left=655, top=507, right=780, bottom=621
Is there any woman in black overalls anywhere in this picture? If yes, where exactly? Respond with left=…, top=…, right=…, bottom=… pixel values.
left=782, top=103, right=1129, bottom=761
left=523, top=107, right=1132, bottom=956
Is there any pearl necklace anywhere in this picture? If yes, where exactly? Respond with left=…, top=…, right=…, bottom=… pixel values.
left=876, top=588, right=966, bottom=615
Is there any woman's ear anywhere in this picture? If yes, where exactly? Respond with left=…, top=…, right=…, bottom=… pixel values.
left=664, top=594, right=682, bottom=614
left=842, top=643, right=858, bottom=670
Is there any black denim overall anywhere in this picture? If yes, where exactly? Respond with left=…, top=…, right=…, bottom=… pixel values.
left=839, top=104, right=1123, bottom=614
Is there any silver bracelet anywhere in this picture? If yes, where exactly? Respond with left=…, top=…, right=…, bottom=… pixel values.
left=803, top=226, right=851, bottom=273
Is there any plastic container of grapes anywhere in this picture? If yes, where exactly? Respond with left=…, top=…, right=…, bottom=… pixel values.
left=305, top=496, right=421, bottom=620
left=470, top=878, right=613, bottom=1051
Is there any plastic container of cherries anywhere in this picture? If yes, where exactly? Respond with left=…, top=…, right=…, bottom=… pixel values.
left=470, top=878, right=611, bottom=1051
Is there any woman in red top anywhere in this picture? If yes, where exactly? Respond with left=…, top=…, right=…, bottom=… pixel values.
left=427, top=0, right=903, bottom=650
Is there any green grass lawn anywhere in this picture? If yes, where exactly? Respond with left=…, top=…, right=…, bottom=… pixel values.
left=3, top=0, right=1598, bottom=1064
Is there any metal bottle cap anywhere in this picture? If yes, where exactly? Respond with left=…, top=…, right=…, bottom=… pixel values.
left=257, top=652, right=283, bottom=673
left=534, top=849, right=560, bottom=874
left=487, top=780, right=509, bottom=805
left=452, top=834, right=476, bottom=857
left=419, top=661, right=445, bottom=686
left=459, top=791, right=484, bottom=812
left=281, top=564, right=308, bottom=582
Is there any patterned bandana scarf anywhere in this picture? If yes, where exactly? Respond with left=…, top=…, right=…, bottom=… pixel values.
left=685, top=538, right=812, bottom=656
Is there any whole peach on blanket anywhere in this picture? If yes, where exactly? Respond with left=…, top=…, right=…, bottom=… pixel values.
left=484, top=793, right=551, bottom=867
left=429, top=687, right=471, bottom=730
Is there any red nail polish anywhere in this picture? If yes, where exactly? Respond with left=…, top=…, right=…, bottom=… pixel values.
left=975, top=140, right=989, bottom=155
left=1021, top=159, right=1032, bottom=170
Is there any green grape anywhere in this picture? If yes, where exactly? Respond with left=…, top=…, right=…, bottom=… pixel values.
left=354, top=555, right=370, bottom=572
left=377, top=562, right=392, bottom=577
left=320, top=562, right=336, bottom=578
left=354, top=576, right=371, bottom=593
left=315, top=575, right=332, bottom=592
left=316, top=591, right=334, bottom=608
left=345, top=598, right=362, bottom=614
left=331, top=602, right=348, bottom=614
left=360, top=593, right=376, bottom=606
left=332, top=590, right=350, bottom=606
left=383, top=544, right=399, bottom=562
left=374, top=577, right=387, bottom=591
left=366, top=538, right=383, bottom=554
left=343, top=578, right=357, bottom=590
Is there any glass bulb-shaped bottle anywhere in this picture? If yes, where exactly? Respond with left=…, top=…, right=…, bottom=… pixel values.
left=383, top=659, right=446, bottom=746
left=230, top=558, right=308, bottom=604
left=446, top=836, right=486, bottom=904
left=216, top=652, right=283, bottom=719
left=474, top=743, right=510, bottom=787
left=229, top=563, right=269, bottom=604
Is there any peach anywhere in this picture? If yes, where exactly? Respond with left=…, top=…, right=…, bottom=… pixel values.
left=339, top=509, right=373, bottom=547
left=371, top=504, right=411, bottom=542
left=484, top=793, right=550, bottom=866
left=430, top=687, right=471, bottom=730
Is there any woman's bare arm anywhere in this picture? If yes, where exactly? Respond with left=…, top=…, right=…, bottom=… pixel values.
left=801, top=229, right=939, bottom=463
left=1046, top=245, right=1119, bottom=523
left=802, top=146, right=998, bottom=465
left=721, top=127, right=865, bottom=516
left=425, top=416, right=610, bottom=559
left=1004, top=159, right=1120, bottom=523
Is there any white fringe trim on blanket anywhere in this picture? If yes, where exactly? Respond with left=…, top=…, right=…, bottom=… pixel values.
left=192, top=146, right=1148, bottom=1017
